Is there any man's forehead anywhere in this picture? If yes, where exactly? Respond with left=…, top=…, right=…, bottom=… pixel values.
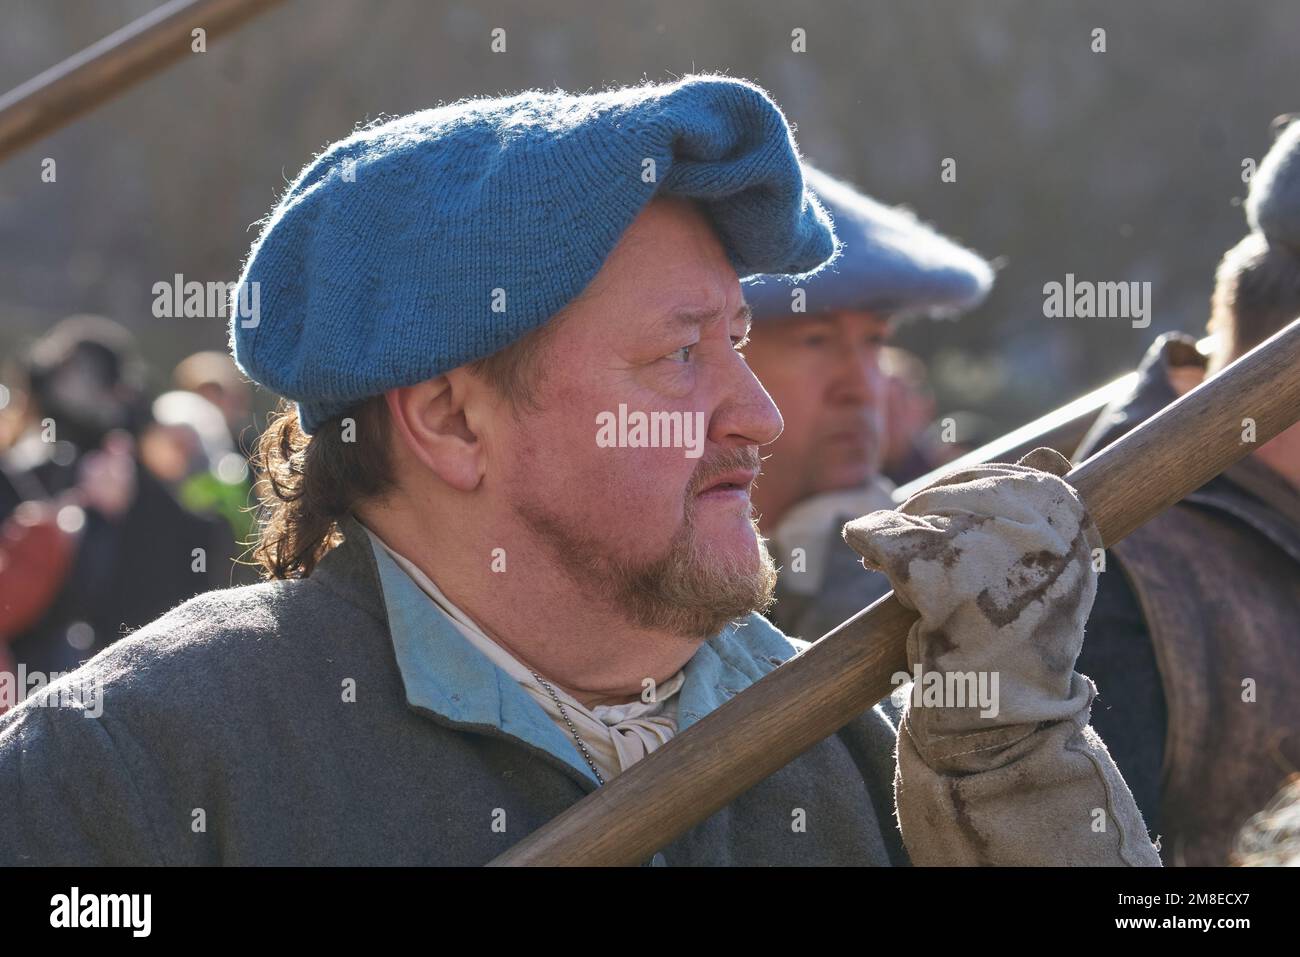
left=621, top=194, right=714, bottom=249
left=587, top=197, right=739, bottom=298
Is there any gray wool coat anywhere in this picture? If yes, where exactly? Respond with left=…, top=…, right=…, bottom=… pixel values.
left=0, top=515, right=908, bottom=866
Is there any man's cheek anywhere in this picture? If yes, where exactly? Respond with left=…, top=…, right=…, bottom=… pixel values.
left=593, top=446, right=694, bottom=513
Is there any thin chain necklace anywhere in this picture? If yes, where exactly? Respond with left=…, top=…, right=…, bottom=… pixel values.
left=530, top=670, right=606, bottom=786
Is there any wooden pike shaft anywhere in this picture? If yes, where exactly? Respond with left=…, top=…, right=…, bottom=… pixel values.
left=490, top=317, right=1300, bottom=866
left=891, top=335, right=1216, bottom=503
left=0, top=0, right=285, bottom=163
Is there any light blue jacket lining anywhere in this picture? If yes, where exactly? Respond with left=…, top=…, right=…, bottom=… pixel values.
left=370, top=539, right=802, bottom=785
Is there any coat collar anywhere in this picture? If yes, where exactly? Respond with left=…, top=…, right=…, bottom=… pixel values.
left=1075, top=332, right=1300, bottom=562
left=1075, top=332, right=1203, bottom=461
left=314, top=513, right=802, bottom=785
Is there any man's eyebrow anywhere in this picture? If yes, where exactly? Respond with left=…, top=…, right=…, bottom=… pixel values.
left=667, top=303, right=753, bottom=334
left=736, top=303, right=753, bottom=338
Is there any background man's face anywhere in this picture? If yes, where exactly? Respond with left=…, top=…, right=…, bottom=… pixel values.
left=483, top=197, right=785, bottom=638
left=742, top=310, right=890, bottom=514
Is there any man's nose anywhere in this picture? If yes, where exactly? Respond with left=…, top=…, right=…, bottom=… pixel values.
left=710, top=352, right=784, bottom=448
left=831, top=346, right=887, bottom=408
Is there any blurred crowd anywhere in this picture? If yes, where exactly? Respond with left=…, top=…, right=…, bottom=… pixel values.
left=0, top=317, right=259, bottom=680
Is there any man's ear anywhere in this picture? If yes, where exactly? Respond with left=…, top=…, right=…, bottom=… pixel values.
left=385, top=378, right=484, bottom=492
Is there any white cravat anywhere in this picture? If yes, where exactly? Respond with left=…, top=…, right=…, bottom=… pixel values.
left=362, top=525, right=684, bottom=782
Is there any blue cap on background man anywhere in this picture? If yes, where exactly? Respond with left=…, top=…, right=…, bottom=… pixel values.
left=228, top=75, right=839, bottom=432
left=742, top=165, right=994, bottom=322
left=1247, top=113, right=1300, bottom=250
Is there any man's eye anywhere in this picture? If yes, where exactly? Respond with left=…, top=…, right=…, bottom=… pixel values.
left=668, top=344, right=696, bottom=363
left=802, top=334, right=830, bottom=348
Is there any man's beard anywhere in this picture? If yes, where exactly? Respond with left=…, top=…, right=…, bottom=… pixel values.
left=514, top=447, right=778, bottom=640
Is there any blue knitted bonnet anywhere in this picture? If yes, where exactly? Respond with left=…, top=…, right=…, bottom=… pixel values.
left=229, top=75, right=838, bottom=431
left=742, top=165, right=993, bottom=322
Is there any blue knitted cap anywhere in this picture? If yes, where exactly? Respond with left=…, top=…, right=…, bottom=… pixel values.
left=229, top=75, right=837, bottom=432
left=1246, top=114, right=1300, bottom=249
left=742, top=166, right=993, bottom=322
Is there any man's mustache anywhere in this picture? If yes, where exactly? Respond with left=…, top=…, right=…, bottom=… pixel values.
left=687, top=446, right=763, bottom=497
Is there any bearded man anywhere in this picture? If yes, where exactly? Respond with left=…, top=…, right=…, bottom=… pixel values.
left=0, top=76, right=1157, bottom=867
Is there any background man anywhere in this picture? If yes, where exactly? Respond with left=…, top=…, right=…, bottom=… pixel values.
left=740, top=166, right=994, bottom=641
left=1075, top=114, right=1300, bottom=865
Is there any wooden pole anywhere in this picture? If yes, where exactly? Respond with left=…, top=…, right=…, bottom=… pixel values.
left=891, top=335, right=1216, bottom=503
left=0, top=0, right=286, bottom=162
left=490, top=317, right=1300, bottom=866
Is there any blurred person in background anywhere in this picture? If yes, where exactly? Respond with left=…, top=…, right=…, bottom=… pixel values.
left=1075, top=114, right=1300, bottom=865
left=140, top=389, right=255, bottom=549
left=878, top=346, right=941, bottom=484
left=741, top=166, right=994, bottom=642
left=922, top=408, right=999, bottom=464
left=173, top=350, right=255, bottom=454
left=0, top=315, right=233, bottom=707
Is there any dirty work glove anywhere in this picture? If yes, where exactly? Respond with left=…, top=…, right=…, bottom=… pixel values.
left=842, top=448, right=1160, bottom=866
